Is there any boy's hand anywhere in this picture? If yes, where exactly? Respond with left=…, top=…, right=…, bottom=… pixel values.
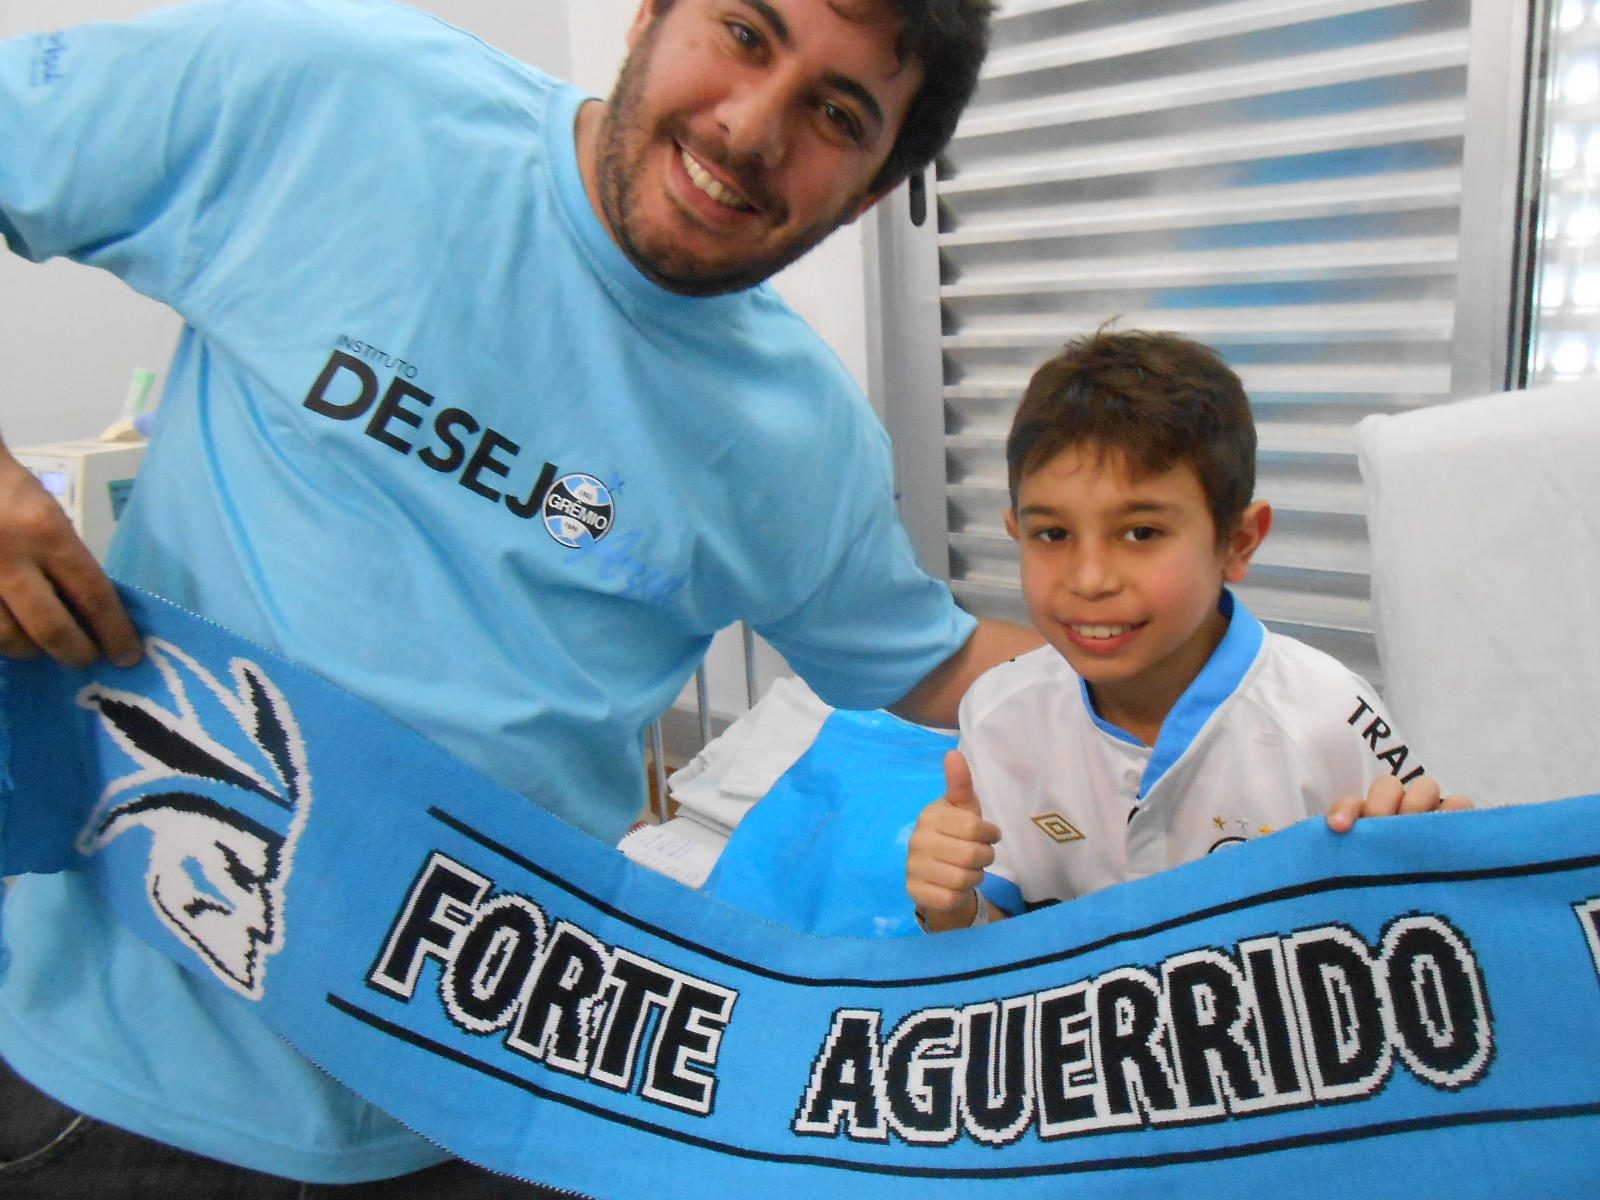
left=908, top=749, right=1003, bottom=932
left=1326, top=774, right=1473, bottom=833
left=0, top=448, right=141, bottom=670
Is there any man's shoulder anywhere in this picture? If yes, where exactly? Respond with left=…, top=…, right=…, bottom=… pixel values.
left=740, top=286, right=865, bottom=394
left=207, top=0, right=545, bottom=83
left=216, top=0, right=439, bottom=36
left=702, top=287, right=888, bottom=473
left=204, top=0, right=387, bottom=51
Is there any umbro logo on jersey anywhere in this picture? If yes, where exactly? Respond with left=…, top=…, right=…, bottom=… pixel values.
left=1031, top=812, right=1085, bottom=844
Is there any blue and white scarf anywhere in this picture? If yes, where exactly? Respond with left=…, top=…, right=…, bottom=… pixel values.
left=2, top=589, right=1596, bottom=1197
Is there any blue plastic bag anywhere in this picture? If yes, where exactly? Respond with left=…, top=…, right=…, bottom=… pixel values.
left=702, top=709, right=957, bottom=938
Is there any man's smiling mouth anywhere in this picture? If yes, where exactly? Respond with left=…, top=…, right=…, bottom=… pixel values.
left=680, top=147, right=757, bottom=212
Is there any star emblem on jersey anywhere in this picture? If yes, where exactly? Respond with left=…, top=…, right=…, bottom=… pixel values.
left=1031, top=812, right=1086, bottom=844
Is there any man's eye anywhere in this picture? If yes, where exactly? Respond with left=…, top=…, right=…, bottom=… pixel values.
left=726, top=21, right=762, bottom=52
left=820, top=101, right=864, bottom=143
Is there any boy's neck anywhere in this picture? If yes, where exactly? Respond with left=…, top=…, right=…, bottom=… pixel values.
left=1086, top=604, right=1233, bottom=748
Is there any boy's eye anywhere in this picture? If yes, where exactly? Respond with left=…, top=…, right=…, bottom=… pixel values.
left=1124, top=525, right=1162, bottom=543
left=1033, top=526, right=1069, bottom=544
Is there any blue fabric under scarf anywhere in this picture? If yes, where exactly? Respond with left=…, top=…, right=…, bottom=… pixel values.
left=2, top=588, right=1598, bottom=1198
left=702, top=709, right=958, bottom=939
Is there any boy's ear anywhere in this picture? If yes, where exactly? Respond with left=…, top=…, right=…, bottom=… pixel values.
left=1004, top=508, right=1020, bottom=542
left=1222, top=500, right=1272, bottom=584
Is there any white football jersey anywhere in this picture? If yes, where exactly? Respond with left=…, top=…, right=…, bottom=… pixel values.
left=966, top=596, right=1428, bottom=915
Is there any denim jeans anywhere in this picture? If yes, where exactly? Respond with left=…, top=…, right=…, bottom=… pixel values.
left=0, top=1056, right=586, bottom=1199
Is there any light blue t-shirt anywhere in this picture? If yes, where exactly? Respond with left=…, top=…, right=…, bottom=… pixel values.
left=0, top=0, right=974, bottom=1180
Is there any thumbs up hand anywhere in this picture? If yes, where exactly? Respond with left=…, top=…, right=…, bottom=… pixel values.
left=907, top=749, right=1005, bottom=933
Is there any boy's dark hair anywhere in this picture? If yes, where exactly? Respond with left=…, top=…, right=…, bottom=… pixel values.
left=650, top=0, right=995, bottom=196
left=1005, top=329, right=1257, bottom=540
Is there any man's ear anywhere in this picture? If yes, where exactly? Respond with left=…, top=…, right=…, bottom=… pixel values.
left=1222, top=500, right=1272, bottom=584
left=626, top=0, right=661, bottom=49
left=1004, top=507, right=1020, bottom=542
left=842, top=176, right=907, bottom=225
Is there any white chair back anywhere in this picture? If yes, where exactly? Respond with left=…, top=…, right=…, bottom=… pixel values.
left=1356, top=381, right=1600, bottom=807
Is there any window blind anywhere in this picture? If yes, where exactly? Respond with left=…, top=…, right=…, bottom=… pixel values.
left=904, top=0, right=1479, bottom=685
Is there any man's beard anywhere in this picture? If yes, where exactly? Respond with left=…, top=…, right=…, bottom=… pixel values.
left=595, top=22, right=864, bottom=298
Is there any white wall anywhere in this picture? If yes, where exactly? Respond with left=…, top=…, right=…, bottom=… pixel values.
left=0, top=0, right=875, bottom=723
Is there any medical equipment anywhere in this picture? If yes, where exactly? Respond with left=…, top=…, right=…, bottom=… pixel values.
left=15, top=438, right=147, bottom=564
left=12, top=367, right=157, bottom=563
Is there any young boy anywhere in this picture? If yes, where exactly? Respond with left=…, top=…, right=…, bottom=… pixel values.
left=907, top=329, right=1470, bottom=933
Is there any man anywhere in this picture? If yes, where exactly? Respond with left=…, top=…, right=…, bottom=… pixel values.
left=0, top=0, right=1032, bottom=1193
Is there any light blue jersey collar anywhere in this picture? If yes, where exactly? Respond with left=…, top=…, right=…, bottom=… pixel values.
left=1080, top=590, right=1266, bottom=797
left=546, top=83, right=748, bottom=320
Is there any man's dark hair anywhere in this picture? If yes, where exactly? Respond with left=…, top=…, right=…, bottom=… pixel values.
left=1005, top=329, right=1258, bottom=541
left=873, top=0, right=996, bottom=193
left=648, top=0, right=995, bottom=196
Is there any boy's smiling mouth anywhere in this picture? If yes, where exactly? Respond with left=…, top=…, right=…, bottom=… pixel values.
left=1071, top=622, right=1136, bottom=640
left=1063, top=620, right=1145, bottom=656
